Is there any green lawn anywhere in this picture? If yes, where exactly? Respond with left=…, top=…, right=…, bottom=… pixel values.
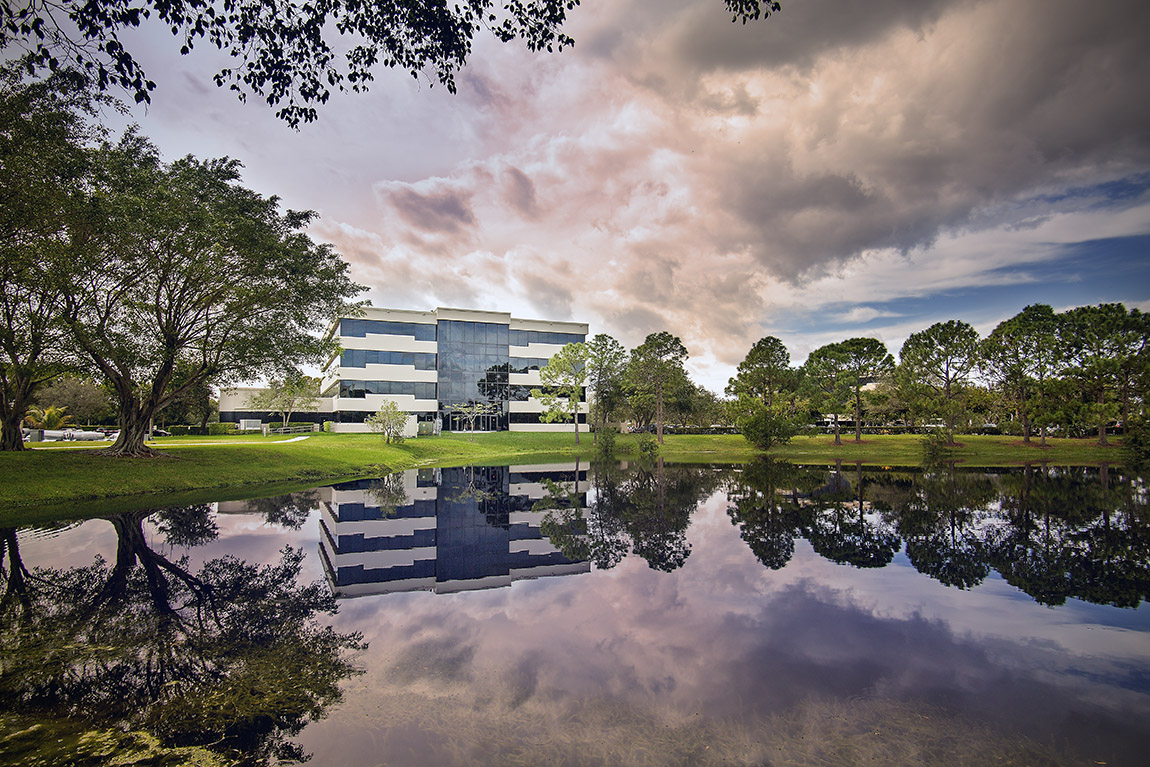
left=0, top=431, right=1126, bottom=524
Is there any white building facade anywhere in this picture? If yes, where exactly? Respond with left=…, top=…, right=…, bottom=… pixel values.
left=220, top=306, right=590, bottom=436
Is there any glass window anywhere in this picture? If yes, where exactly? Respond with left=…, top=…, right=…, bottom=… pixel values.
left=340, top=319, right=436, bottom=340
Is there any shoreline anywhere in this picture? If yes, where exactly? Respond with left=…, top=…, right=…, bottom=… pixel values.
left=1, top=432, right=1127, bottom=525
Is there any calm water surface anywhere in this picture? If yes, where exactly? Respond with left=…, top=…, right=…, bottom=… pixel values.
left=4, top=460, right=1149, bottom=766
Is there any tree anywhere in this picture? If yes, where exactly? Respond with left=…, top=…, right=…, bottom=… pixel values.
left=981, top=304, right=1060, bottom=444
left=366, top=399, right=407, bottom=444
left=1116, top=309, right=1150, bottom=434
left=22, top=404, right=75, bottom=430
left=728, top=335, right=806, bottom=450
left=628, top=332, right=688, bottom=444
left=451, top=400, right=498, bottom=436
left=585, top=333, right=626, bottom=441
left=62, top=134, right=364, bottom=457
left=726, top=336, right=798, bottom=409
left=33, top=375, right=113, bottom=424
left=533, top=342, right=588, bottom=444
left=0, top=65, right=100, bottom=450
left=2, top=0, right=578, bottom=127
left=2, top=2, right=781, bottom=127
left=836, top=337, right=895, bottom=442
left=899, top=320, right=982, bottom=446
left=1058, top=304, right=1130, bottom=446
left=803, top=343, right=851, bottom=446
left=248, top=372, right=320, bottom=430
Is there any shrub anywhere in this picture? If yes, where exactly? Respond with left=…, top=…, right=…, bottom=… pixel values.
left=638, top=434, right=659, bottom=458
left=921, top=429, right=956, bottom=465
left=208, top=423, right=237, bottom=436
left=738, top=402, right=802, bottom=451
left=366, top=401, right=406, bottom=444
left=595, top=425, right=617, bottom=458
left=323, top=421, right=333, bottom=432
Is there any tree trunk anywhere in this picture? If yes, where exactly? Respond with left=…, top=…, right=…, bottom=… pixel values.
left=1, top=409, right=26, bottom=451
left=99, top=397, right=161, bottom=457
left=1020, top=390, right=1031, bottom=444
left=0, top=381, right=33, bottom=451
left=854, top=392, right=863, bottom=442
left=656, top=380, right=664, bottom=444
left=1097, top=388, right=1109, bottom=446
left=833, top=414, right=841, bottom=446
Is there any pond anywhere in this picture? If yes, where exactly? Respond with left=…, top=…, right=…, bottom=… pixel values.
left=3, top=459, right=1149, bottom=766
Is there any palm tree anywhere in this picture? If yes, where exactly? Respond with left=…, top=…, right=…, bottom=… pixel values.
left=23, top=405, right=76, bottom=430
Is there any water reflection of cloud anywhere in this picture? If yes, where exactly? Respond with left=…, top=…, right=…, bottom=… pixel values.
left=14, top=480, right=1150, bottom=765
left=298, top=485, right=1150, bottom=764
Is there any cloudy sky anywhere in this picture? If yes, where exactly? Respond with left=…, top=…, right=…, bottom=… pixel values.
left=106, top=0, right=1149, bottom=391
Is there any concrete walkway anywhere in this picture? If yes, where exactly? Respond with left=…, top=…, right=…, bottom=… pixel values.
left=30, top=435, right=312, bottom=450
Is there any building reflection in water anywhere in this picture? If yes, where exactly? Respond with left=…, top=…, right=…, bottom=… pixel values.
left=317, top=464, right=590, bottom=596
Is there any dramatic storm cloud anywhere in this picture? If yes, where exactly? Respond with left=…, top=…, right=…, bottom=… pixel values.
left=104, top=0, right=1150, bottom=389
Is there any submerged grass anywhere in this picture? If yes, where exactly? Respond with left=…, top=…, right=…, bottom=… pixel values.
left=333, top=669, right=1078, bottom=767
left=0, top=431, right=1125, bottom=522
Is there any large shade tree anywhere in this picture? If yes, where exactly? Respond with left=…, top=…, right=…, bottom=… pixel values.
left=1, top=1, right=781, bottom=126
left=63, top=134, right=364, bottom=457
left=803, top=343, right=851, bottom=446
left=899, top=320, right=982, bottom=445
left=0, top=65, right=98, bottom=450
left=727, top=336, right=805, bottom=451
left=981, top=304, right=1060, bottom=444
left=248, top=371, right=320, bottom=429
left=628, top=331, right=688, bottom=444
left=836, top=337, right=895, bottom=442
left=1058, top=303, right=1131, bottom=446
left=585, top=333, right=627, bottom=442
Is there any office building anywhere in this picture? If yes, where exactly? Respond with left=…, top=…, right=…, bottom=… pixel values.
left=220, top=306, right=589, bottom=435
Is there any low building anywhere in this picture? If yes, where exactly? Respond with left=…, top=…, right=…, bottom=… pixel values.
left=219, top=305, right=590, bottom=436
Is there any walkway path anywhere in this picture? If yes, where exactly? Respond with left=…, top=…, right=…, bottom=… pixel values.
left=30, top=435, right=312, bottom=450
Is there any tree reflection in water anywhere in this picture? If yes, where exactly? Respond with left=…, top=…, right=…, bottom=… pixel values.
left=0, top=500, right=363, bottom=766
left=728, top=459, right=1150, bottom=608
left=541, top=458, right=1149, bottom=607
left=879, top=463, right=997, bottom=589
left=725, top=458, right=811, bottom=570
left=538, top=458, right=723, bottom=573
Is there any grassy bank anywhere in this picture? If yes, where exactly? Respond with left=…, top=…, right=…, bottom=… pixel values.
left=0, top=431, right=1125, bottom=523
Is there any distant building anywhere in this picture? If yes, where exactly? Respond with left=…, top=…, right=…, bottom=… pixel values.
left=219, top=306, right=589, bottom=436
